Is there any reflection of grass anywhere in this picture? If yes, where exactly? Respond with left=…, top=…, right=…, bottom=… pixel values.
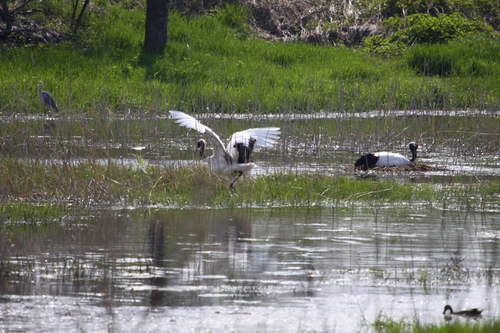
left=1, top=159, right=499, bottom=209
left=0, top=203, right=69, bottom=225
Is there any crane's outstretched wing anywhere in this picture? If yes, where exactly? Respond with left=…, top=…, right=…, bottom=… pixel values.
left=228, top=127, right=280, bottom=163
left=230, top=127, right=281, bottom=148
left=169, top=110, right=231, bottom=162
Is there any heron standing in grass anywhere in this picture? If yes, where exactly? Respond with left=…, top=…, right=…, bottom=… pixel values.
left=37, top=81, right=59, bottom=113
left=170, top=110, right=280, bottom=189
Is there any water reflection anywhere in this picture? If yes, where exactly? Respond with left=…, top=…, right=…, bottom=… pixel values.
left=1, top=206, right=500, bottom=332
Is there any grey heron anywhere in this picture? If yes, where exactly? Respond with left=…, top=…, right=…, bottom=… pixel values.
left=37, top=81, right=59, bottom=113
left=170, top=110, right=280, bottom=189
left=355, top=142, right=418, bottom=169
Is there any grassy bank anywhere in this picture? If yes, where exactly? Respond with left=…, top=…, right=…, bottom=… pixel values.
left=1, top=5, right=500, bottom=114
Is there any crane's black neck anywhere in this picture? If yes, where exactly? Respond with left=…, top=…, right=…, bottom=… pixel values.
left=197, top=140, right=207, bottom=159
left=409, top=143, right=418, bottom=162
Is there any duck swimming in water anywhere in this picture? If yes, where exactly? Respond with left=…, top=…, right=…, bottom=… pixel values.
left=443, top=305, right=483, bottom=317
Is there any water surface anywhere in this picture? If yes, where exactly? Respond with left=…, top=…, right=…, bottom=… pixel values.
left=1, top=206, right=499, bottom=332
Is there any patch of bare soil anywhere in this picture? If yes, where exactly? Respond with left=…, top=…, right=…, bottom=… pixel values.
left=0, top=11, right=65, bottom=45
left=247, top=0, right=381, bottom=45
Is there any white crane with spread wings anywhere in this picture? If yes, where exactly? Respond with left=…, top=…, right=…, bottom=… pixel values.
left=170, top=111, right=280, bottom=189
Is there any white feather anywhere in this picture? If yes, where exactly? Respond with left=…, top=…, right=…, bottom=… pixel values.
left=374, top=152, right=411, bottom=166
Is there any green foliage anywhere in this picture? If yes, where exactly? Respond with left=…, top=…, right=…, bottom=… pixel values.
left=362, top=35, right=407, bottom=56
left=321, top=22, right=338, bottom=33
left=386, top=13, right=493, bottom=44
left=364, top=13, right=493, bottom=55
left=375, top=0, right=500, bottom=30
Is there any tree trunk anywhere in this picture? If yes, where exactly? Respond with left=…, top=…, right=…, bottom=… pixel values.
left=73, top=0, right=90, bottom=34
left=0, top=0, right=13, bottom=35
left=144, top=0, right=168, bottom=52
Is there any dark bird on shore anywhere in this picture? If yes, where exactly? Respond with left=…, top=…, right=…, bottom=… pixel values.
left=169, top=110, right=280, bottom=189
left=355, top=142, right=418, bottom=169
left=37, top=81, right=59, bottom=113
left=443, top=305, right=483, bottom=317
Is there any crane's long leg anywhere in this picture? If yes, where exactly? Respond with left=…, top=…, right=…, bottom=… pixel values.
left=229, top=171, right=243, bottom=190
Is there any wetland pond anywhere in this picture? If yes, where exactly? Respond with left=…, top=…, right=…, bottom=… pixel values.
left=1, top=111, right=500, bottom=332
left=2, top=206, right=500, bottom=332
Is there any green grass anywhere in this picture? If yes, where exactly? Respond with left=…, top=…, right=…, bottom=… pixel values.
left=406, top=35, right=499, bottom=77
left=1, top=4, right=500, bottom=114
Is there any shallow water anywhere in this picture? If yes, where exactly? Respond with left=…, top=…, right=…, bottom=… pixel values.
left=1, top=206, right=500, bottom=332
left=3, top=112, right=500, bottom=182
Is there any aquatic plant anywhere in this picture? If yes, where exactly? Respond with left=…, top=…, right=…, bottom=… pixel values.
left=0, top=155, right=499, bottom=210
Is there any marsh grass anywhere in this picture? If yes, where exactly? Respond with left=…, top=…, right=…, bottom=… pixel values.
left=0, top=107, right=499, bottom=214
left=3, top=109, right=499, bottom=175
left=1, top=156, right=498, bottom=211
left=0, top=202, right=70, bottom=226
